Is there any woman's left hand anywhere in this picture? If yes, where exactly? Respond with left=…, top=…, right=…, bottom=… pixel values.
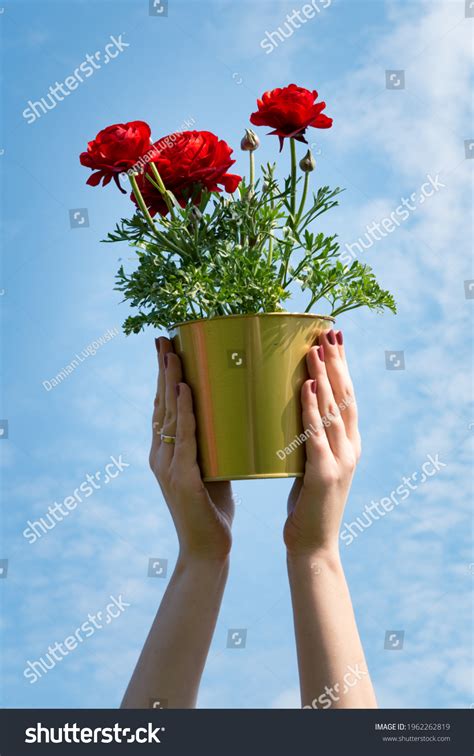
left=284, top=329, right=361, bottom=557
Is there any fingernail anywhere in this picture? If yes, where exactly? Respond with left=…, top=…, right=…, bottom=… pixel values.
left=175, top=383, right=180, bottom=397
left=155, top=337, right=160, bottom=352
left=327, top=330, right=336, bottom=345
left=164, top=353, right=169, bottom=368
left=336, top=330, right=343, bottom=345
left=317, top=345, right=325, bottom=362
left=311, top=379, right=317, bottom=394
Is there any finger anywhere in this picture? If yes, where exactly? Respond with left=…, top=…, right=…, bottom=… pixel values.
left=158, top=351, right=183, bottom=465
left=319, top=329, right=359, bottom=449
left=335, top=328, right=347, bottom=363
left=301, top=378, right=332, bottom=467
left=306, top=344, right=347, bottom=456
left=151, top=337, right=173, bottom=454
left=174, top=382, right=199, bottom=469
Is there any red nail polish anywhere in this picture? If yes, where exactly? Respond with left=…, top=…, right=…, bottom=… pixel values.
left=164, top=353, right=169, bottom=368
left=327, top=330, right=336, bottom=345
left=175, top=383, right=180, bottom=397
left=155, top=337, right=160, bottom=352
left=311, top=379, right=317, bottom=394
left=317, top=345, right=325, bottom=362
left=336, top=330, right=343, bottom=345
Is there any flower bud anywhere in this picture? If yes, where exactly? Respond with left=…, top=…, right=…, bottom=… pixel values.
left=299, top=149, right=316, bottom=173
left=240, top=128, right=260, bottom=152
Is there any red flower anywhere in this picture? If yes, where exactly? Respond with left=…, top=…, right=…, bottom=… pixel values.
left=250, top=84, right=332, bottom=150
left=80, top=121, right=153, bottom=193
left=132, top=130, right=241, bottom=216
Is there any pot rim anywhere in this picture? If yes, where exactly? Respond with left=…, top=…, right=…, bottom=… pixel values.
left=169, top=311, right=335, bottom=331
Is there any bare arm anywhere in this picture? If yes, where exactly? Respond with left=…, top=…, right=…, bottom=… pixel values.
left=284, top=329, right=377, bottom=709
left=121, top=338, right=234, bottom=708
left=121, top=555, right=229, bottom=709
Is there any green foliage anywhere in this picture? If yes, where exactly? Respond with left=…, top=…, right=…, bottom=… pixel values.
left=106, top=164, right=396, bottom=334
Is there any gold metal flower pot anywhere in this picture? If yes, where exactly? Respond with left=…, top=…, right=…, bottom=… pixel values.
left=169, top=312, right=334, bottom=481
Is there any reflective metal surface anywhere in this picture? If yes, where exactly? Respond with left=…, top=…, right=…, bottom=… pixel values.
left=169, top=313, right=334, bottom=481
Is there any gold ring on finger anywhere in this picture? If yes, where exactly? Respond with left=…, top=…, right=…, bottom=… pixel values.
left=160, top=434, right=176, bottom=444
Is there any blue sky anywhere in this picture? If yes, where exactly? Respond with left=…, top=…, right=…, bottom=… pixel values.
left=1, top=0, right=473, bottom=709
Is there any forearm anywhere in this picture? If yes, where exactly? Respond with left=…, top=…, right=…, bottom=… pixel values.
left=287, top=549, right=377, bottom=709
left=121, top=554, right=229, bottom=708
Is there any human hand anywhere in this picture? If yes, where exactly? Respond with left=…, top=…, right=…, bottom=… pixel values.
left=150, top=337, right=234, bottom=561
left=284, top=329, right=361, bottom=557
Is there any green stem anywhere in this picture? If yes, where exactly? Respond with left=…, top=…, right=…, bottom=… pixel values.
left=295, top=172, right=309, bottom=226
left=331, top=303, right=365, bottom=317
left=304, top=280, right=344, bottom=313
left=304, top=296, right=318, bottom=313
left=149, top=162, right=175, bottom=216
left=249, top=151, right=255, bottom=193
left=282, top=251, right=291, bottom=288
left=285, top=255, right=310, bottom=287
left=290, top=137, right=297, bottom=220
left=129, top=175, right=157, bottom=235
left=268, top=234, right=274, bottom=265
left=267, top=165, right=275, bottom=264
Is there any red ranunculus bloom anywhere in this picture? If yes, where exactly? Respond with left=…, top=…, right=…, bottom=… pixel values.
left=80, top=121, right=153, bottom=193
left=132, top=130, right=241, bottom=216
left=250, top=84, right=332, bottom=150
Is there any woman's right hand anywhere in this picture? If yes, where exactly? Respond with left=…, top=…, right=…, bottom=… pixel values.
left=150, top=337, right=234, bottom=561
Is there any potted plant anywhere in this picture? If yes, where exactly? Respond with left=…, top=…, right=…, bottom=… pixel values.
left=80, top=84, right=395, bottom=481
